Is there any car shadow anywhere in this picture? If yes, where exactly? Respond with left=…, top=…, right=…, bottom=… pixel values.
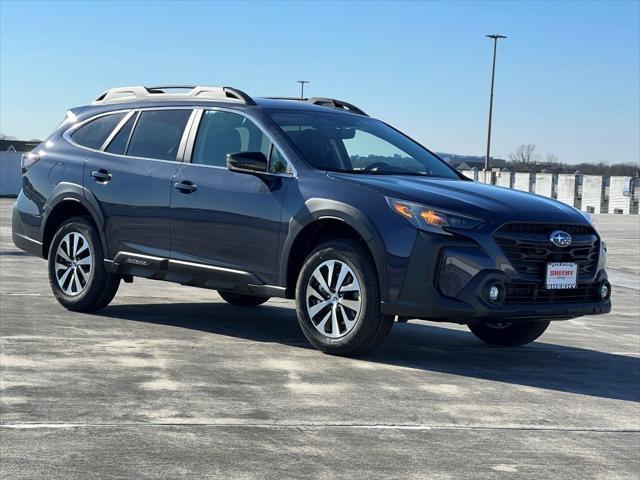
left=99, top=301, right=639, bottom=403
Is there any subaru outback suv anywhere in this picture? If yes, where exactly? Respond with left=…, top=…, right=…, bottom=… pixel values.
left=12, top=85, right=611, bottom=355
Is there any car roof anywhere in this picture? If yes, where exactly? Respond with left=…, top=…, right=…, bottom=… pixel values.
left=83, top=85, right=368, bottom=118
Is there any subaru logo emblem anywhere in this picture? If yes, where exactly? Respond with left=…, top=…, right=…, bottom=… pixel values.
left=550, top=230, right=572, bottom=248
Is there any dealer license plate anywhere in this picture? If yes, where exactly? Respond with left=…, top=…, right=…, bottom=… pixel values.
left=545, top=262, right=578, bottom=289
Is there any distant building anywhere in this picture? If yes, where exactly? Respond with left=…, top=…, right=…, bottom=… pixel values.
left=438, top=152, right=506, bottom=170
left=456, top=162, right=475, bottom=170
left=0, top=140, right=39, bottom=153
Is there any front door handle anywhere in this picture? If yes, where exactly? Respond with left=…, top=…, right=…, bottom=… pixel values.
left=91, top=169, right=112, bottom=182
left=174, top=181, right=198, bottom=193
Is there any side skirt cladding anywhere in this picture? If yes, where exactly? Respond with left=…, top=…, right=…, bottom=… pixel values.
left=108, top=252, right=286, bottom=298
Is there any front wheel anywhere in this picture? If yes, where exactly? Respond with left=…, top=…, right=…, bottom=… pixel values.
left=295, top=240, right=393, bottom=356
left=468, top=320, right=550, bottom=346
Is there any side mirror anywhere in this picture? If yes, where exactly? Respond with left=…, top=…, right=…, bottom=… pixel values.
left=226, top=151, right=268, bottom=174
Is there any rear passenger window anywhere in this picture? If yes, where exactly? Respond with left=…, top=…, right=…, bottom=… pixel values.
left=105, top=113, right=137, bottom=155
left=127, top=110, right=191, bottom=161
left=71, top=112, right=126, bottom=149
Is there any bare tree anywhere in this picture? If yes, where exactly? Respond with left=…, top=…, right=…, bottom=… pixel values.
left=0, top=133, right=17, bottom=140
left=545, top=153, right=560, bottom=165
left=509, top=144, right=539, bottom=165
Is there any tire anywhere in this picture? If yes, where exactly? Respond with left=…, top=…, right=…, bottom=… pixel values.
left=295, top=239, right=394, bottom=356
left=468, top=320, right=550, bottom=346
left=48, top=216, right=120, bottom=312
left=218, top=290, right=269, bottom=307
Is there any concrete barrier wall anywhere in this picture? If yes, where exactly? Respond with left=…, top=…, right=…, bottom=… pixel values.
left=458, top=169, right=637, bottom=214
left=495, top=171, right=512, bottom=189
left=477, top=170, right=493, bottom=184
left=0, top=152, right=22, bottom=196
left=556, top=174, right=579, bottom=208
left=581, top=175, right=605, bottom=213
left=535, top=173, right=555, bottom=199
left=513, top=173, right=532, bottom=192
left=609, top=176, right=634, bottom=214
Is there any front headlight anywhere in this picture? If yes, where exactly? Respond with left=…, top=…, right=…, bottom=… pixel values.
left=386, top=197, right=484, bottom=234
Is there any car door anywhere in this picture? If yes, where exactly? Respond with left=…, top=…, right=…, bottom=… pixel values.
left=82, top=108, right=193, bottom=260
left=170, top=108, right=294, bottom=285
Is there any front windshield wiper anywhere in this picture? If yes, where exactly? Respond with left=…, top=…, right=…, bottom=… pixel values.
left=339, top=170, right=432, bottom=176
left=391, top=172, right=432, bottom=176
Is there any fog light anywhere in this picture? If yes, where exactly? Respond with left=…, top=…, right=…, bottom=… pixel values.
left=489, top=285, right=500, bottom=301
left=487, top=282, right=504, bottom=304
left=600, top=281, right=611, bottom=301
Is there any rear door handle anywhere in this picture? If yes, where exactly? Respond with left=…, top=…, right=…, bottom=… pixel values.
left=91, top=169, right=112, bottom=182
left=173, top=181, right=198, bottom=193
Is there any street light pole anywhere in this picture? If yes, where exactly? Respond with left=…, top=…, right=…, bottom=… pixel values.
left=485, top=34, right=506, bottom=171
left=297, top=80, right=309, bottom=99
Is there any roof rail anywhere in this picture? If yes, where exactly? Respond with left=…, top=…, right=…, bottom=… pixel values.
left=92, top=86, right=256, bottom=105
left=306, top=97, right=368, bottom=116
left=263, top=96, right=368, bottom=116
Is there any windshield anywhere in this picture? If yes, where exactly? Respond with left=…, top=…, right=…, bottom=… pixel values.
left=268, top=110, right=459, bottom=178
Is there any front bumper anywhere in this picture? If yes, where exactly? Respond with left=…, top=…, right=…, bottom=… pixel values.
left=381, top=230, right=611, bottom=324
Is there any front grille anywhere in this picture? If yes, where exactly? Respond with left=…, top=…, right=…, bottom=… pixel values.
left=505, top=283, right=598, bottom=304
left=494, top=223, right=599, bottom=283
left=497, top=223, right=593, bottom=235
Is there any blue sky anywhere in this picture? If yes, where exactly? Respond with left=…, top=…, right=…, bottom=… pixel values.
left=1, top=0, right=638, bottom=164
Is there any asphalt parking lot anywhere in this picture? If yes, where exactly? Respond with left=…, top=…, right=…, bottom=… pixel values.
left=1, top=198, right=638, bottom=479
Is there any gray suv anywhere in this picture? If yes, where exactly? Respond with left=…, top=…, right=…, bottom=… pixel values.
left=12, top=85, right=611, bottom=355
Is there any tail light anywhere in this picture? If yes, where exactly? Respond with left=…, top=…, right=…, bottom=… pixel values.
left=21, top=152, right=40, bottom=174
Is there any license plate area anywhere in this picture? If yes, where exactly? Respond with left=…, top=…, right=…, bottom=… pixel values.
left=545, top=262, right=578, bottom=289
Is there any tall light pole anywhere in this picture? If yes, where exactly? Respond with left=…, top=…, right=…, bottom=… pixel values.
left=485, top=34, right=506, bottom=171
left=297, top=80, right=309, bottom=99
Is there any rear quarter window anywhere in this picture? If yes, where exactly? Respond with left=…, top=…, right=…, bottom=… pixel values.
left=105, top=113, right=137, bottom=155
left=71, top=112, right=127, bottom=150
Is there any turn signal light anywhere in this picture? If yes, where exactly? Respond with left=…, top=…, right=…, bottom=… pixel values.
left=420, top=210, right=445, bottom=225
left=392, top=203, right=413, bottom=219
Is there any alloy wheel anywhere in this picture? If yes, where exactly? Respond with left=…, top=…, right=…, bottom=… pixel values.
left=54, top=232, right=93, bottom=296
left=306, top=259, right=362, bottom=338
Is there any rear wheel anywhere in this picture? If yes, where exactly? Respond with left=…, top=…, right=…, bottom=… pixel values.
left=218, top=291, right=269, bottom=307
left=295, top=239, right=393, bottom=356
left=48, top=216, right=120, bottom=312
left=468, top=320, right=550, bottom=346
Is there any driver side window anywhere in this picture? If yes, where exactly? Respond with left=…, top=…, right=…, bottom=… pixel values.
left=192, top=110, right=290, bottom=173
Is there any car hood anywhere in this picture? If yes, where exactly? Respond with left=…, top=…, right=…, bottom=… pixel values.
left=328, top=173, right=589, bottom=225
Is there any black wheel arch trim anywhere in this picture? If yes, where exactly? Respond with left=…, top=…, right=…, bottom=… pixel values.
left=40, top=182, right=108, bottom=259
left=279, top=198, right=390, bottom=301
